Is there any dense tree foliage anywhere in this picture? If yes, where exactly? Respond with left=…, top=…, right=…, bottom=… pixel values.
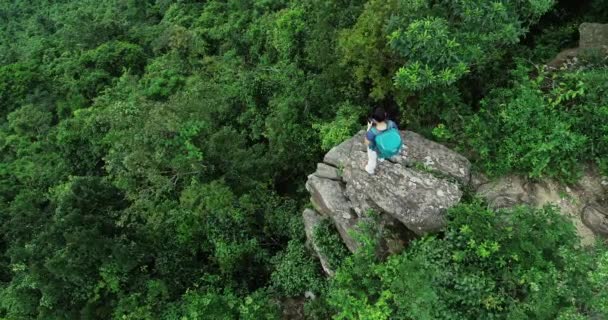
left=465, top=64, right=608, bottom=181
left=324, top=202, right=608, bottom=319
left=1, top=0, right=607, bottom=319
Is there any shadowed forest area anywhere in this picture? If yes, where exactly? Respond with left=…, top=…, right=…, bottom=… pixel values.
left=1, top=0, right=608, bottom=319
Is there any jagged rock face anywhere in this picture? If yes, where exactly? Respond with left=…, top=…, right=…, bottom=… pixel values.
left=306, top=175, right=359, bottom=252
left=302, top=209, right=335, bottom=276
left=583, top=205, right=608, bottom=236
left=304, top=130, right=470, bottom=259
left=476, top=168, right=608, bottom=245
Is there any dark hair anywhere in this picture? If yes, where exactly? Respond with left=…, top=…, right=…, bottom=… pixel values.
left=371, top=107, right=387, bottom=122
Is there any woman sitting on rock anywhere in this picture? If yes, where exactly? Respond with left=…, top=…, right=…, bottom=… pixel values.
left=365, top=107, right=402, bottom=175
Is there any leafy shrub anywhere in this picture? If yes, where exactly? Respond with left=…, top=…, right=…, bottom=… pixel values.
left=312, top=219, right=350, bottom=270
left=578, top=48, right=608, bottom=69
left=324, top=201, right=607, bottom=319
left=141, top=56, right=186, bottom=100
left=7, top=104, right=53, bottom=137
left=313, top=102, right=366, bottom=151
left=562, top=69, right=608, bottom=174
left=342, top=0, right=554, bottom=95
left=465, top=64, right=587, bottom=181
left=163, top=286, right=280, bottom=320
left=326, top=217, right=387, bottom=320
left=404, top=84, right=470, bottom=133
left=79, top=41, right=146, bottom=76
left=271, top=240, right=325, bottom=297
left=589, top=250, right=608, bottom=318
left=465, top=64, right=608, bottom=180
left=338, top=0, right=399, bottom=100
left=0, top=62, right=39, bottom=120
left=431, top=123, right=453, bottom=142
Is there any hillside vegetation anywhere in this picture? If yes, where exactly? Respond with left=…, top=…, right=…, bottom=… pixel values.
left=1, top=0, right=607, bottom=319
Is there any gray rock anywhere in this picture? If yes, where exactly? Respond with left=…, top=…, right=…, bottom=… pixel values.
left=579, top=23, right=608, bottom=49
left=323, top=131, right=366, bottom=168
left=324, top=130, right=471, bottom=184
left=305, top=175, right=359, bottom=252
left=313, top=163, right=341, bottom=181
left=342, top=149, right=461, bottom=235
left=306, top=129, right=469, bottom=257
left=577, top=167, right=608, bottom=202
left=305, top=126, right=608, bottom=264
left=476, top=174, right=604, bottom=245
left=582, top=205, right=608, bottom=236
left=476, top=175, right=533, bottom=209
left=398, top=131, right=471, bottom=184
left=302, top=209, right=335, bottom=276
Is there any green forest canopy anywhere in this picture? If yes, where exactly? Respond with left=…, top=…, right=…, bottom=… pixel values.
left=0, top=0, right=607, bottom=319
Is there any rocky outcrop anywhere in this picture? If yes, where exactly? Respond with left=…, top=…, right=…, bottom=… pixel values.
left=304, top=129, right=608, bottom=275
left=306, top=174, right=359, bottom=251
left=477, top=169, right=608, bottom=245
left=303, top=130, right=470, bottom=266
